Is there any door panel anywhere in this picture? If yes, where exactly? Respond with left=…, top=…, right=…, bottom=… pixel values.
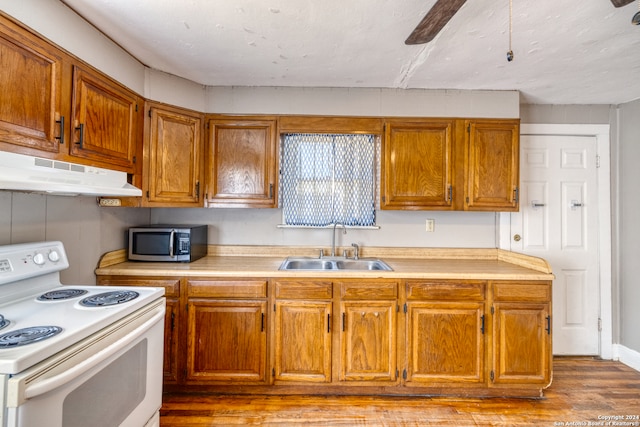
left=511, top=135, right=599, bottom=355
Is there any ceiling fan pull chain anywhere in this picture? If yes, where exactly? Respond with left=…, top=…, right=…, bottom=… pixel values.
left=507, top=0, right=514, bottom=61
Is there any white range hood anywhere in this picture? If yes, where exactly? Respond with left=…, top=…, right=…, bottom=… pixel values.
left=0, top=151, right=142, bottom=197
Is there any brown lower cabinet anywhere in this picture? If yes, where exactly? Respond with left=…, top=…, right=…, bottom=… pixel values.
left=185, top=279, right=269, bottom=384
left=95, top=275, right=552, bottom=397
left=489, top=281, right=552, bottom=388
left=405, top=280, right=485, bottom=386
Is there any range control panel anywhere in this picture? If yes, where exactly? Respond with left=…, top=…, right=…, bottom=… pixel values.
left=0, top=241, right=69, bottom=285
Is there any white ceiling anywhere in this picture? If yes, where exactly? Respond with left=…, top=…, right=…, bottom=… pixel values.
left=61, top=0, right=640, bottom=105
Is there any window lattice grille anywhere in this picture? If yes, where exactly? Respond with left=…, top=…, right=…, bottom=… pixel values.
left=280, top=133, right=377, bottom=227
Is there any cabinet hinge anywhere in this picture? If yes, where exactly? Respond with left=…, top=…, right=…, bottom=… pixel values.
left=396, top=369, right=399, bottom=380
left=146, top=190, right=150, bottom=199
left=402, top=369, right=407, bottom=380
left=272, top=368, right=275, bottom=377
left=273, top=303, right=276, bottom=312
left=170, top=312, right=175, bottom=331
left=467, top=124, right=471, bottom=133
left=403, top=303, right=407, bottom=314
left=596, top=155, right=601, bottom=168
left=148, top=109, right=152, bottom=118
left=491, top=306, right=494, bottom=315
left=135, top=104, right=139, bottom=112
left=598, top=317, right=602, bottom=332
left=490, top=370, right=495, bottom=382
left=185, top=303, right=189, bottom=312
left=133, top=156, right=136, bottom=164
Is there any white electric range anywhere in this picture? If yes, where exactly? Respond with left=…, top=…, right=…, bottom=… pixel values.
left=0, top=241, right=165, bottom=427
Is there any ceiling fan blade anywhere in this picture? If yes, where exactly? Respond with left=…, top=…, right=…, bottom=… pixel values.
left=405, top=0, right=468, bottom=45
left=610, top=0, right=634, bottom=7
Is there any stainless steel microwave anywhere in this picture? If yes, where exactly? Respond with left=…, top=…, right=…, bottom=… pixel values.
left=128, top=225, right=207, bottom=262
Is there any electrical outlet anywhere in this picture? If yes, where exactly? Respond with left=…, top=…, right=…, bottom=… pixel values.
left=426, top=219, right=435, bottom=232
left=98, top=198, right=122, bottom=207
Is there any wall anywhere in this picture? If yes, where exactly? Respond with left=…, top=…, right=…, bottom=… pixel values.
left=0, top=191, right=149, bottom=284
left=616, top=99, right=640, bottom=354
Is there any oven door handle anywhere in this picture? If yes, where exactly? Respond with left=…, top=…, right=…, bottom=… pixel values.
left=22, top=309, right=165, bottom=401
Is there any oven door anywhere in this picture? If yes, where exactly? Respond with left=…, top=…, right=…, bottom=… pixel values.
left=4, top=299, right=165, bottom=427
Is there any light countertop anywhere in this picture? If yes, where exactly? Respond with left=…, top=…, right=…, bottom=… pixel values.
left=95, top=246, right=554, bottom=281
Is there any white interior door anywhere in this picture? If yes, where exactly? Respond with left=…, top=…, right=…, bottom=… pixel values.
left=510, top=134, right=600, bottom=355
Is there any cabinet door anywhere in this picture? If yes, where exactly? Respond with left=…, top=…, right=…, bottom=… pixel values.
left=491, top=302, right=551, bottom=386
left=406, top=301, right=485, bottom=384
left=206, top=117, right=277, bottom=208
left=0, top=18, right=63, bottom=153
left=465, top=119, right=519, bottom=211
left=274, top=300, right=332, bottom=383
left=145, top=103, right=202, bottom=206
left=340, top=300, right=397, bottom=382
left=71, top=65, right=140, bottom=171
left=187, top=300, right=268, bottom=383
left=382, top=119, right=454, bottom=210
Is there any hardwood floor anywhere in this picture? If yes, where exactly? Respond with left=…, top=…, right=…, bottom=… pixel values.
left=160, top=357, right=640, bottom=426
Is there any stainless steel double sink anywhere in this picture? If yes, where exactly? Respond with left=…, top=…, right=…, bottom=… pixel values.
left=279, top=257, right=393, bottom=271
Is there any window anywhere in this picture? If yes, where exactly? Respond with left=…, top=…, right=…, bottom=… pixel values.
left=280, top=133, right=377, bottom=227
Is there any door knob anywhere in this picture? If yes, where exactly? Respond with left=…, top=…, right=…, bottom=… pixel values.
left=513, top=234, right=521, bottom=242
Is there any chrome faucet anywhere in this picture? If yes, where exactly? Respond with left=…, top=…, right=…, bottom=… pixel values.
left=331, top=223, right=346, bottom=256
left=351, top=243, right=360, bottom=260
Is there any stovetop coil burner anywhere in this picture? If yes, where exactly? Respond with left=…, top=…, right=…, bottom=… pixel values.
left=79, top=290, right=140, bottom=307
left=0, top=315, right=9, bottom=331
left=0, top=326, right=63, bottom=348
left=37, top=289, right=89, bottom=301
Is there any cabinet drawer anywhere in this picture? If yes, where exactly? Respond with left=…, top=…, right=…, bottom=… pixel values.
left=274, top=280, right=333, bottom=300
left=491, top=281, right=551, bottom=302
left=188, top=279, right=268, bottom=298
left=97, top=277, right=180, bottom=297
left=406, top=280, right=485, bottom=301
left=339, top=280, right=398, bottom=300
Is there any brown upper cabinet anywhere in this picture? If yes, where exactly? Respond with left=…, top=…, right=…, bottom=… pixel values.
left=205, top=116, right=278, bottom=208
left=382, top=119, right=456, bottom=210
left=382, top=118, right=519, bottom=211
left=143, top=102, right=203, bottom=207
left=0, top=16, right=64, bottom=154
left=69, top=66, right=141, bottom=172
left=464, top=119, right=520, bottom=211
left=0, top=14, right=142, bottom=174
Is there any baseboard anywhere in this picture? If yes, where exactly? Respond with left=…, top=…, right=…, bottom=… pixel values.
left=613, top=344, right=640, bottom=372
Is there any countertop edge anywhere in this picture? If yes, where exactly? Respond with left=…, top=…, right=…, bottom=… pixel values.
left=95, top=246, right=555, bottom=281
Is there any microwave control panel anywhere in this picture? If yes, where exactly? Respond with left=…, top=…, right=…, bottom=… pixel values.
left=176, top=234, right=190, bottom=254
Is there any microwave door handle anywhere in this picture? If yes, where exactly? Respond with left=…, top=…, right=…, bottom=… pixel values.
left=169, top=229, right=176, bottom=258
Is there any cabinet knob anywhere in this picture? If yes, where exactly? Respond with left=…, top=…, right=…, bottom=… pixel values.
left=513, top=234, right=521, bottom=242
